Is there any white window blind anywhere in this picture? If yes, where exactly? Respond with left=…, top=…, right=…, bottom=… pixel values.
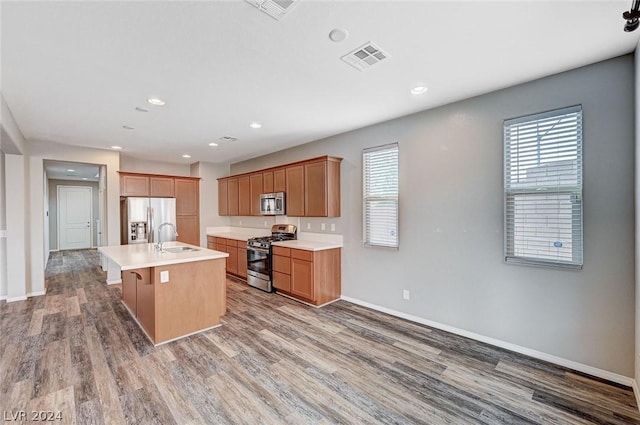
left=504, top=105, right=583, bottom=269
left=363, top=143, right=399, bottom=248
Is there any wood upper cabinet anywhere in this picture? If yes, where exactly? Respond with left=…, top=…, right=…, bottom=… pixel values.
left=286, top=165, right=305, bottom=216
left=150, top=177, right=175, bottom=197
left=304, top=158, right=341, bottom=217
left=238, top=176, right=251, bottom=216
left=120, top=174, right=150, bottom=197
left=228, top=178, right=239, bottom=216
left=263, top=171, right=274, bottom=193
left=274, top=168, right=286, bottom=192
left=216, top=155, right=341, bottom=217
left=175, top=179, right=199, bottom=216
left=218, top=179, right=229, bottom=216
left=250, top=173, right=263, bottom=216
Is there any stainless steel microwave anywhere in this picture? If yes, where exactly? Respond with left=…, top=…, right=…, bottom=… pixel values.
left=260, top=192, right=285, bottom=215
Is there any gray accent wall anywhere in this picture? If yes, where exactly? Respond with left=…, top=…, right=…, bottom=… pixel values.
left=232, top=55, right=635, bottom=377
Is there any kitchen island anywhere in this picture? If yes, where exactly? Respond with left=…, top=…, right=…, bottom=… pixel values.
left=99, top=242, right=229, bottom=345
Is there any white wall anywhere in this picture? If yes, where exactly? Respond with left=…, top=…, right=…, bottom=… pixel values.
left=190, top=161, right=230, bottom=246
left=0, top=150, right=7, bottom=299
left=635, top=46, right=640, bottom=392
left=120, top=154, right=191, bottom=176
left=48, top=180, right=100, bottom=250
left=233, top=55, right=636, bottom=378
left=27, top=140, right=120, bottom=296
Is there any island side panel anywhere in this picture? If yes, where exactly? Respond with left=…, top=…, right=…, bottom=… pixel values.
left=135, top=268, right=155, bottom=340
left=153, top=258, right=226, bottom=344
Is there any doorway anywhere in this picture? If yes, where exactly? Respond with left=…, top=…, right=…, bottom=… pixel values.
left=57, top=186, right=92, bottom=250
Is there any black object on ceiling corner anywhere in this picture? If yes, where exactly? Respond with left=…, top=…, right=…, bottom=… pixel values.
left=623, top=0, right=640, bottom=32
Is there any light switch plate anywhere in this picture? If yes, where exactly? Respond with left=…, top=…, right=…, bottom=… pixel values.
left=321, top=223, right=326, bottom=230
left=160, top=270, right=169, bottom=283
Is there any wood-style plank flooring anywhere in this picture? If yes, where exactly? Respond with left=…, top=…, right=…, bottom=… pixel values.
left=1, top=249, right=639, bottom=424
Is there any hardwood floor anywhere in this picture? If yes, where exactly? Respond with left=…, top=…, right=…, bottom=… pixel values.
left=1, top=249, right=639, bottom=424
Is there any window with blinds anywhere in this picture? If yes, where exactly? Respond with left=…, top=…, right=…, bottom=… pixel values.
left=363, top=143, right=399, bottom=248
left=504, top=105, right=583, bottom=269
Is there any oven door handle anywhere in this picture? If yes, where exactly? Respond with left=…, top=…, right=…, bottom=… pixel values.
left=248, top=246, right=269, bottom=254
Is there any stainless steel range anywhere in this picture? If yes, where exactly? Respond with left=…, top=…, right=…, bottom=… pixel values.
left=246, top=224, right=297, bottom=292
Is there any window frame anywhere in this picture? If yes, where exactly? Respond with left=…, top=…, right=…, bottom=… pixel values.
left=362, top=142, right=399, bottom=249
left=503, top=105, right=583, bottom=269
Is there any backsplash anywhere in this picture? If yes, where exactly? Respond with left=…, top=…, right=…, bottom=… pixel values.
left=227, top=216, right=341, bottom=235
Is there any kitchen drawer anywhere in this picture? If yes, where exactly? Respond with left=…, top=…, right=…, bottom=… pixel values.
left=215, top=243, right=226, bottom=252
left=272, top=246, right=290, bottom=257
left=273, top=271, right=291, bottom=293
left=272, top=255, right=291, bottom=274
left=207, top=236, right=215, bottom=244
left=291, top=248, right=313, bottom=262
left=226, top=239, right=238, bottom=248
left=207, top=243, right=215, bottom=250
left=237, top=241, right=247, bottom=249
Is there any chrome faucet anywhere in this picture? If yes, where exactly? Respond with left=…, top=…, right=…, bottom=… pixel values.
left=156, top=222, right=178, bottom=251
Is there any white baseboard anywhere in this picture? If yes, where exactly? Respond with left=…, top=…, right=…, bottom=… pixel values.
left=106, top=279, right=122, bottom=285
left=6, top=295, right=27, bottom=303
left=340, top=295, right=634, bottom=387
left=633, top=380, right=640, bottom=411
left=28, top=290, right=46, bottom=298
left=0, top=295, right=6, bottom=301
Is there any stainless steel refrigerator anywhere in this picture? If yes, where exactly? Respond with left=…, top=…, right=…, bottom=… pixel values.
left=123, top=197, right=177, bottom=245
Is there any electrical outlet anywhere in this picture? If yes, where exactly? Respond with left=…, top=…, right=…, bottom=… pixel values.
left=160, top=270, right=170, bottom=283
left=239, top=220, right=242, bottom=225
left=403, top=290, right=410, bottom=300
left=307, top=222, right=311, bottom=230
left=321, top=223, right=326, bottom=231
left=331, top=224, right=336, bottom=231
left=264, top=221, right=267, bottom=227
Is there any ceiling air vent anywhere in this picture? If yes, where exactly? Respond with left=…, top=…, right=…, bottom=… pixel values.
left=219, top=136, right=238, bottom=142
left=245, top=0, right=299, bottom=20
left=341, top=41, right=390, bottom=72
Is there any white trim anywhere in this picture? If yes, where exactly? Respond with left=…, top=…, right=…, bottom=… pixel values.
left=28, top=290, right=46, bottom=298
left=340, top=295, right=634, bottom=387
left=107, top=279, right=122, bottom=285
left=633, top=380, right=640, bottom=412
left=6, top=295, right=27, bottom=303
left=0, top=295, right=7, bottom=301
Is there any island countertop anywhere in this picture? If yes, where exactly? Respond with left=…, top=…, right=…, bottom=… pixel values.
left=98, top=241, right=228, bottom=270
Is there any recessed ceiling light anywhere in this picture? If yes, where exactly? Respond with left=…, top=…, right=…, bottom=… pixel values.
left=209, top=142, right=219, bottom=147
left=135, top=106, right=150, bottom=112
left=111, top=145, right=122, bottom=150
left=67, top=169, right=75, bottom=172
left=249, top=122, right=262, bottom=129
left=411, top=85, right=428, bottom=95
left=82, top=177, right=88, bottom=180
left=182, top=154, right=191, bottom=158
left=147, top=97, right=166, bottom=106
left=122, top=125, right=135, bottom=130
left=329, top=28, right=349, bottom=42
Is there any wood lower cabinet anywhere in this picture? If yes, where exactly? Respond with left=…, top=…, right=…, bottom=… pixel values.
left=211, top=237, right=247, bottom=280
left=125, top=259, right=226, bottom=344
left=272, top=246, right=341, bottom=306
left=122, top=267, right=150, bottom=315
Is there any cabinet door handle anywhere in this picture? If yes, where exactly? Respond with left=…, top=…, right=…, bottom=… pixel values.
left=130, top=271, right=143, bottom=281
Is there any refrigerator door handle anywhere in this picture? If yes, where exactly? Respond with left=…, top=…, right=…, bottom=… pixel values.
left=148, top=206, right=154, bottom=243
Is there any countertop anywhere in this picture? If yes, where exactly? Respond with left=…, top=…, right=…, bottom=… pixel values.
left=98, top=242, right=228, bottom=270
left=206, top=231, right=259, bottom=242
left=272, top=240, right=342, bottom=251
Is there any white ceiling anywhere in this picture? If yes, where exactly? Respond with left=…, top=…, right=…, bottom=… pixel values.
left=2, top=1, right=638, bottom=165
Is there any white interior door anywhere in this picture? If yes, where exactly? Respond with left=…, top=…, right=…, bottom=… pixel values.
left=58, top=186, right=92, bottom=250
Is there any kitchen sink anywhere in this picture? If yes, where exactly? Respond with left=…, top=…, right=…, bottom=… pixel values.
left=163, top=246, right=200, bottom=253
